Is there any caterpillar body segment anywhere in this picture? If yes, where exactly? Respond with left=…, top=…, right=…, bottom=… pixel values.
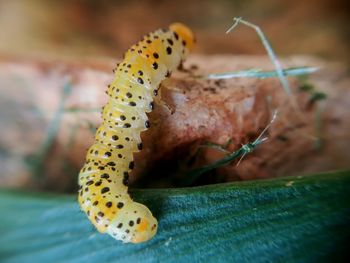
left=78, top=23, right=194, bottom=243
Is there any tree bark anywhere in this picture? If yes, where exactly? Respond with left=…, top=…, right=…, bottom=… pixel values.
left=0, top=54, right=349, bottom=190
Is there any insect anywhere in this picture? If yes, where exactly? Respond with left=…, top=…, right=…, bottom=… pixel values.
left=78, top=23, right=195, bottom=243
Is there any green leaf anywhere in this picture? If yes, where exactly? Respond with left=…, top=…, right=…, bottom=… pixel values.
left=1, top=171, right=350, bottom=263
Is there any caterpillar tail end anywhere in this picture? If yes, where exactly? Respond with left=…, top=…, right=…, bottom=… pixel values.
left=106, top=202, right=158, bottom=244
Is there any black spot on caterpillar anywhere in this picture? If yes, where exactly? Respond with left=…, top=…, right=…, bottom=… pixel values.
left=78, top=23, right=194, bottom=243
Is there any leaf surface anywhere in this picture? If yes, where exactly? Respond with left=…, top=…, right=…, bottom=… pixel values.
left=1, top=171, right=349, bottom=263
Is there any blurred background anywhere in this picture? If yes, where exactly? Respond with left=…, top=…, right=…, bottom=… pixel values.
left=0, top=0, right=349, bottom=63
left=0, top=0, right=350, bottom=192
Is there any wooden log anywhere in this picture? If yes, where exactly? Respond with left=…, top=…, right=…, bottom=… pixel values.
left=0, top=54, right=349, bottom=191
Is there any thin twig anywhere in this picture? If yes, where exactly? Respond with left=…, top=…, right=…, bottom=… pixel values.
left=226, top=17, right=292, bottom=96
left=206, top=67, right=319, bottom=80
left=28, top=81, right=72, bottom=179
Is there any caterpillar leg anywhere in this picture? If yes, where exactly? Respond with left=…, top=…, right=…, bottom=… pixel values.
left=153, top=86, right=176, bottom=114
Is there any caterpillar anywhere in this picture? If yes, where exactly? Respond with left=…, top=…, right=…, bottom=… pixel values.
left=78, top=23, right=194, bottom=243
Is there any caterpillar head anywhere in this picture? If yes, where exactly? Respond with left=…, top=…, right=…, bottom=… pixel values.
left=106, top=201, right=158, bottom=243
left=169, top=22, right=195, bottom=51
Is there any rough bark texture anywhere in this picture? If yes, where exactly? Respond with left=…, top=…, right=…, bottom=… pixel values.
left=0, top=54, right=349, bottom=191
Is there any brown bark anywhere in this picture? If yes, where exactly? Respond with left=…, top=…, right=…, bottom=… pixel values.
left=0, top=54, right=349, bottom=191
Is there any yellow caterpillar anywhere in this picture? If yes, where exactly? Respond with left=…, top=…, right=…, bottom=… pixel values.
left=78, top=23, right=194, bottom=243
